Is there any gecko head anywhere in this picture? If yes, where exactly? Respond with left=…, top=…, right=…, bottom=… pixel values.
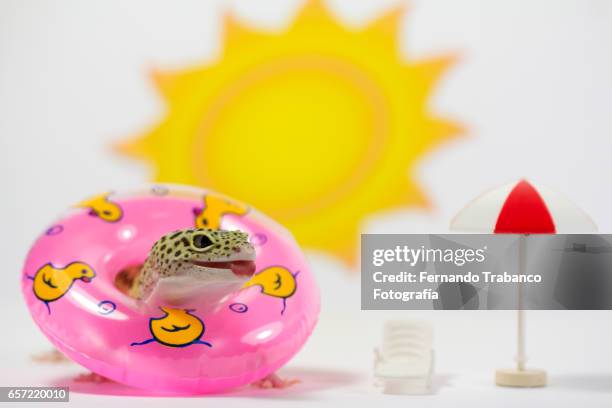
left=150, top=228, right=256, bottom=284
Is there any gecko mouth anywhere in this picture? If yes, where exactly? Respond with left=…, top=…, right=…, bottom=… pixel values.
left=190, top=260, right=256, bottom=277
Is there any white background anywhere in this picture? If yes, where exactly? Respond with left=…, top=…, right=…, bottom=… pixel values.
left=1, top=0, right=612, bottom=406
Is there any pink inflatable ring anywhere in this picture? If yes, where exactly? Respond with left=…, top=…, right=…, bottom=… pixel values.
left=22, top=184, right=319, bottom=393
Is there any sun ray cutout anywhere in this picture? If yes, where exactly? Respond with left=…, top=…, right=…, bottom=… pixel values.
left=117, top=0, right=464, bottom=266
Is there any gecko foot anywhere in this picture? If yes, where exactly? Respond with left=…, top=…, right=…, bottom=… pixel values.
left=74, top=372, right=111, bottom=384
left=251, top=373, right=300, bottom=389
left=31, top=349, right=70, bottom=364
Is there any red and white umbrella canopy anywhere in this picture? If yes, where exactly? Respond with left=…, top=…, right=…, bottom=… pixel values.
left=450, top=179, right=597, bottom=234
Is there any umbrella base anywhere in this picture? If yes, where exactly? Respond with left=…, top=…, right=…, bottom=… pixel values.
left=495, top=368, right=547, bottom=387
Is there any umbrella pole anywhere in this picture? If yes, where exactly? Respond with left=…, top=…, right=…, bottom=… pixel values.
left=495, top=234, right=547, bottom=387
left=517, top=235, right=526, bottom=371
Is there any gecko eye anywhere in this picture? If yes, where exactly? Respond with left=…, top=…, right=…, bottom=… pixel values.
left=191, top=233, right=215, bottom=251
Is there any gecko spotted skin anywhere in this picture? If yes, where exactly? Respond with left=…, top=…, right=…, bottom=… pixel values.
left=129, top=228, right=256, bottom=300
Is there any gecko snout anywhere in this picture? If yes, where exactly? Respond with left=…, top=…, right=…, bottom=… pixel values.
left=233, top=243, right=256, bottom=260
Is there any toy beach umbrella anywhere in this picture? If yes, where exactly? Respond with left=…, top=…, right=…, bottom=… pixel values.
left=450, top=179, right=596, bottom=387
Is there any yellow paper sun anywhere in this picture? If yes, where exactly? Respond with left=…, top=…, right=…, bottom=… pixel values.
left=117, top=0, right=463, bottom=265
